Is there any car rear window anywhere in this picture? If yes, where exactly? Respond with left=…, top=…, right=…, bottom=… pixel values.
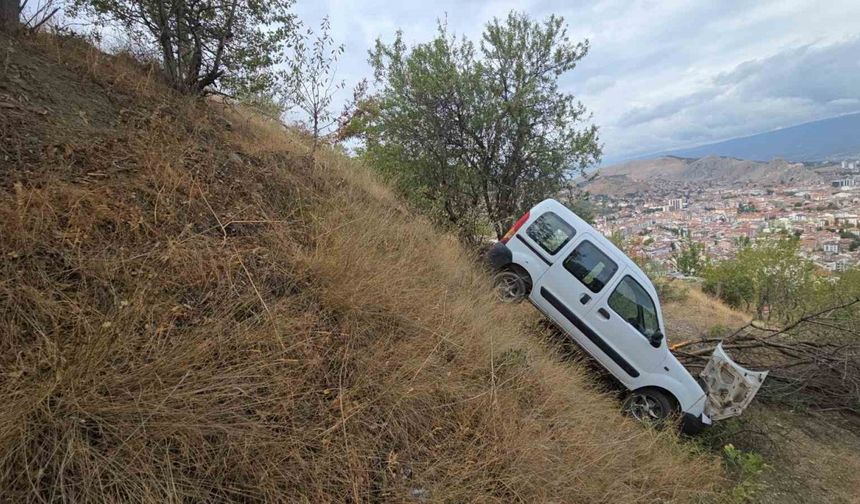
left=525, top=212, right=576, bottom=255
left=563, top=240, right=618, bottom=293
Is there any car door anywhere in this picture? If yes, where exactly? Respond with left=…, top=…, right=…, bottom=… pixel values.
left=532, top=235, right=640, bottom=382
left=592, top=271, right=668, bottom=381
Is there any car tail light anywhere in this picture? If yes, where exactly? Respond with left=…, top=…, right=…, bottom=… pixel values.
left=501, top=211, right=530, bottom=244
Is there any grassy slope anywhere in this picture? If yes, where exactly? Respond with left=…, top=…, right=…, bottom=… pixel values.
left=0, top=34, right=723, bottom=502
left=662, top=287, right=750, bottom=344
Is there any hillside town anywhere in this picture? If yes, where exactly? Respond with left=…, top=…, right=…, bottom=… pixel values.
left=593, top=164, right=860, bottom=274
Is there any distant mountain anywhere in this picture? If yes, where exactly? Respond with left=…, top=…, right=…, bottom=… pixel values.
left=656, top=113, right=860, bottom=162
left=585, top=156, right=826, bottom=197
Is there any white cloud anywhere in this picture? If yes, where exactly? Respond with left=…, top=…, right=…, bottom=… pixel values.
left=291, top=0, right=860, bottom=162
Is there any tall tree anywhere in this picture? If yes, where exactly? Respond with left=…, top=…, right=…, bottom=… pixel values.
left=282, top=16, right=344, bottom=154
left=0, top=0, right=19, bottom=30
left=356, top=12, right=600, bottom=244
left=675, top=238, right=706, bottom=276
left=71, top=0, right=297, bottom=95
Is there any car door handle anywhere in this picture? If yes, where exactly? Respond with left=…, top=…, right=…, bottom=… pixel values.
left=597, top=308, right=610, bottom=319
left=580, top=293, right=591, bottom=304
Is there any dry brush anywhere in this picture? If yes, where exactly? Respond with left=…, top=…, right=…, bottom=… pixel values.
left=1, top=32, right=724, bottom=502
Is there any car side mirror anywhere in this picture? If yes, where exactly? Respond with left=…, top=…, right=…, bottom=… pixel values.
left=649, top=331, right=664, bottom=348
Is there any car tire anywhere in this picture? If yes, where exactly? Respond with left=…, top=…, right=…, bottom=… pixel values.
left=493, top=269, right=530, bottom=303
left=622, top=388, right=676, bottom=426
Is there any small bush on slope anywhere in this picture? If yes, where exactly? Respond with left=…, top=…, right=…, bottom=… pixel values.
left=0, top=33, right=722, bottom=502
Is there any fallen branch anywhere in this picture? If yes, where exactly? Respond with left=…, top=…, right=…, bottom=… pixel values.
left=675, top=298, right=860, bottom=414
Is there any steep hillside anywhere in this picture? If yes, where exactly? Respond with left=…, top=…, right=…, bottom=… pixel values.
left=0, top=34, right=723, bottom=502
left=660, top=112, right=860, bottom=162
left=586, top=156, right=824, bottom=196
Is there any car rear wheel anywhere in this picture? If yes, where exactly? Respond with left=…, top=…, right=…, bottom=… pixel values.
left=493, top=269, right=529, bottom=303
left=622, top=389, right=675, bottom=425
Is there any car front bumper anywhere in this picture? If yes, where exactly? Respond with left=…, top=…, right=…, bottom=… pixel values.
left=680, top=412, right=712, bottom=435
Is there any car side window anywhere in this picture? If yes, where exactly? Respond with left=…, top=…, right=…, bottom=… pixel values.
left=525, top=212, right=576, bottom=255
left=563, top=240, right=618, bottom=293
left=608, top=276, right=660, bottom=338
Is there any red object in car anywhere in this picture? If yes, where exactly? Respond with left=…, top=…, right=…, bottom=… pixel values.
left=501, top=211, right=530, bottom=244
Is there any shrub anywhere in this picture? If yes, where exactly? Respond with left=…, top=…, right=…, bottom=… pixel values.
left=703, top=238, right=815, bottom=321
left=723, top=444, right=768, bottom=503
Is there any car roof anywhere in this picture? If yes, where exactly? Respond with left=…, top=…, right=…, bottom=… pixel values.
left=533, top=198, right=657, bottom=292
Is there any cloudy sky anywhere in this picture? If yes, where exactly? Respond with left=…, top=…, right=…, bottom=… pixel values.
left=293, top=0, right=860, bottom=164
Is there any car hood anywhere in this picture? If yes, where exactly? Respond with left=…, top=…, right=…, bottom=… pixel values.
left=700, top=343, right=769, bottom=421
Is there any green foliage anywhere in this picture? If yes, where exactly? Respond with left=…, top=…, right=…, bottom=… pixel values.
left=839, top=230, right=860, bottom=251
left=71, top=0, right=297, bottom=94
left=675, top=238, right=707, bottom=276
left=702, top=237, right=817, bottom=321
left=355, top=12, right=601, bottom=245
left=608, top=230, right=626, bottom=250
left=654, top=279, right=689, bottom=303
left=737, top=202, right=757, bottom=213
left=566, top=197, right=596, bottom=225
left=722, top=444, right=768, bottom=503
left=707, top=324, right=728, bottom=339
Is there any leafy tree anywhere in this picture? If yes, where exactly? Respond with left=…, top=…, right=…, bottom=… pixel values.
left=734, top=235, right=751, bottom=247
left=608, top=230, right=626, bottom=250
left=71, top=0, right=297, bottom=94
left=355, top=12, right=600, bottom=245
left=703, top=259, right=755, bottom=310
left=703, top=237, right=816, bottom=320
left=675, top=238, right=706, bottom=276
left=281, top=16, right=345, bottom=154
left=738, top=202, right=757, bottom=213
left=562, top=190, right=596, bottom=224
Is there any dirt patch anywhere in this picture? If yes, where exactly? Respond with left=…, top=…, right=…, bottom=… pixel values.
left=1, top=34, right=122, bottom=146
left=663, top=286, right=750, bottom=343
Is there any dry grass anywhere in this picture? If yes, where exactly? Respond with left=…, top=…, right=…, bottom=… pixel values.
left=707, top=403, right=860, bottom=504
left=1, top=33, right=724, bottom=502
left=663, top=287, right=750, bottom=343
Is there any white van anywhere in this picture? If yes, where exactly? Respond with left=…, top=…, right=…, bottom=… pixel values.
left=487, top=199, right=767, bottom=433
